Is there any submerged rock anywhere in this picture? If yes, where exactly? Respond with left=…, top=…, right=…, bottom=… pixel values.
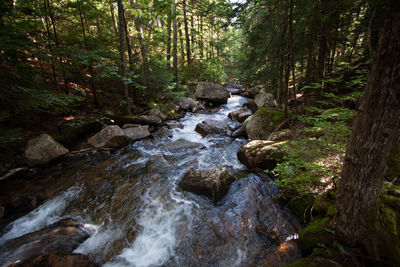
left=195, top=82, right=230, bottom=105
left=195, top=120, right=228, bottom=137
left=89, top=125, right=127, bottom=148
left=25, top=134, right=69, bottom=166
left=244, top=108, right=285, bottom=140
left=237, top=140, right=289, bottom=170
left=4, top=218, right=92, bottom=266
left=179, top=166, right=237, bottom=202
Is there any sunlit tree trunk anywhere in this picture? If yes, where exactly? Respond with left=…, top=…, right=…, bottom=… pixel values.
left=172, top=0, right=178, bottom=84
left=182, top=0, right=191, bottom=64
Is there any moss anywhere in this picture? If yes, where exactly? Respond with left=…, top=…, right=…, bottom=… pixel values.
left=387, top=145, right=400, bottom=179
left=284, top=194, right=315, bottom=222
left=299, top=217, right=334, bottom=254
left=255, top=107, right=285, bottom=125
left=313, top=191, right=336, bottom=217
left=285, top=256, right=341, bottom=267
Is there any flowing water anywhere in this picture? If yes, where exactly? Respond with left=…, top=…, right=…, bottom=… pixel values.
left=0, top=95, right=301, bottom=267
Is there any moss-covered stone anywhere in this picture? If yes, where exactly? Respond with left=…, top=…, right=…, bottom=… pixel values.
left=285, top=256, right=341, bottom=267
left=313, top=191, right=336, bottom=217
left=244, top=108, right=286, bottom=140
left=387, top=145, right=400, bottom=179
left=283, top=194, right=315, bottom=222
left=299, top=217, right=334, bottom=254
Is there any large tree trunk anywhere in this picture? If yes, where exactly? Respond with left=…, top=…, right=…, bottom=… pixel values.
left=172, top=0, right=178, bottom=83
left=334, top=0, right=400, bottom=244
left=117, top=0, right=131, bottom=115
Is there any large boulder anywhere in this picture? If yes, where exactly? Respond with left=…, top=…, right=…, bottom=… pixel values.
left=135, top=115, right=163, bottom=126
left=89, top=125, right=127, bottom=148
left=242, top=85, right=264, bottom=98
left=4, top=218, right=93, bottom=266
left=228, top=107, right=252, bottom=123
left=9, top=253, right=99, bottom=267
left=25, top=134, right=69, bottom=166
left=179, top=166, right=237, bottom=202
left=254, top=91, right=277, bottom=108
left=244, top=108, right=285, bottom=140
left=237, top=140, right=289, bottom=170
left=122, top=125, right=150, bottom=142
left=195, top=120, right=228, bottom=137
left=195, top=82, right=230, bottom=105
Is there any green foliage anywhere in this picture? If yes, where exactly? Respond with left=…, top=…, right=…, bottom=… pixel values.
left=180, top=59, right=226, bottom=84
left=14, top=86, right=84, bottom=114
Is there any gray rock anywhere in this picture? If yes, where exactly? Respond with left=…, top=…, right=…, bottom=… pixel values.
left=25, top=134, right=69, bottom=166
left=195, top=120, right=228, bottom=137
left=244, top=108, right=285, bottom=140
left=228, top=107, right=252, bottom=122
left=254, top=92, right=277, bottom=108
left=237, top=140, right=289, bottom=170
left=268, top=129, right=292, bottom=141
left=243, top=99, right=259, bottom=113
left=179, top=166, right=237, bottom=202
left=122, top=123, right=141, bottom=129
left=177, top=97, right=199, bottom=112
left=148, top=109, right=166, bottom=121
left=166, top=122, right=184, bottom=129
left=123, top=125, right=150, bottom=142
left=246, top=85, right=264, bottom=98
left=231, top=125, right=247, bottom=138
left=89, top=125, right=127, bottom=148
left=195, top=82, right=230, bottom=105
left=136, top=115, right=163, bottom=126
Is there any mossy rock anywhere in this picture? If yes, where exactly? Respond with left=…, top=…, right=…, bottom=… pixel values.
left=387, top=145, right=400, bottom=179
left=53, top=120, right=103, bottom=148
left=381, top=182, right=400, bottom=209
left=299, top=217, right=335, bottom=254
left=244, top=108, right=285, bottom=140
left=285, top=256, right=341, bottom=267
left=314, top=191, right=336, bottom=218
left=282, top=194, right=315, bottom=222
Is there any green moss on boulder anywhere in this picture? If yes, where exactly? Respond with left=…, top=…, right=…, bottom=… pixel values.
left=285, top=256, right=341, bottom=267
left=244, top=108, right=285, bottom=140
left=299, top=217, right=334, bottom=254
left=387, top=145, right=400, bottom=179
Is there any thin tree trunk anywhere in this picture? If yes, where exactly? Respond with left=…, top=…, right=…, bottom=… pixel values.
left=182, top=0, right=191, bottom=64
left=172, top=0, right=178, bottom=84
left=334, top=0, right=400, bottom=245
left=288, top=0, right=297, bottom=113
left=109, top=3, right=118, bottom=36
left=129, top=0, right=148, bottom=64
left=167, top=5, right=172, bottom=69
left=117, top=0, right=131, bottom=115
left=178, top=22, right=185, bottom=68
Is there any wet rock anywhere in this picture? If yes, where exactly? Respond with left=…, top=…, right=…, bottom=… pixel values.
left=176, top=97, right=200, bottom=112
left=152, top=127, right=172, bottom=139
left=0, top=167, right=28, bottom=182
left=8, top=253, right=99, bottom=267
left=195, top=82, right=230, bottom=105
left=231, top=125, right=247, bottom=138
left=4, top=218, right=92, bottom=265
left=243, top=99, right=259, bottom=113
left=89, top=125, right=127, bottom=148
left=268, top=129, right=292, bottom=141
left=244, top=108, right=285, bottom=140
left=254, top=91, right=277, bottom=108
left=25, top=134, right=69, bottom=166
left=195, top=120, right=229, bottom=137
left=148, top=109, right=166, bottom=121
left=179, top=166, right=237, bottom=202
left=226, top=81, right=244, bottom=89
left=237, top=140, right=289, bottom=170
left=228, top=107, right=252, bottom=123
left=7, top=194, right=44, bottom=218
left=243, top=85, right=263, bottom=98
left=122, top=125, right=150, bottom=142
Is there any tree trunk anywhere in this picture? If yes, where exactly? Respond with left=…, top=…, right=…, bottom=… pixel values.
left=117, top=0, right=131, bottom=115
left=109, top=2, right=118, bottom=36
left=288, top=0, right=296, bottom=113
left=182, top=0, right=191, bottom=65
left=129, top=0, right=148, bottom=64
left=178, top=22, right=185, bottom=68
left=172, top=0, right=178, bottom=83
left=334, top=0, right=400, bottom=244
left=316, top=0, right=331, bottom=82
left=166, top=5, right=172, bottom=69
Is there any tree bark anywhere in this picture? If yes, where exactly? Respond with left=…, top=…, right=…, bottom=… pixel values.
left=182, top=0, right=191, bottom=64
left=334, top=0, right=400, bottom=244
left=166, top=5, right=172, bottom=69
left=109, top=2, right=118, bottom=37
left=172, top=0, right=178, bottom=83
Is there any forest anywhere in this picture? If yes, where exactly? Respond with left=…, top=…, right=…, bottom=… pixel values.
left=0, top=0, right=399, bottom=266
